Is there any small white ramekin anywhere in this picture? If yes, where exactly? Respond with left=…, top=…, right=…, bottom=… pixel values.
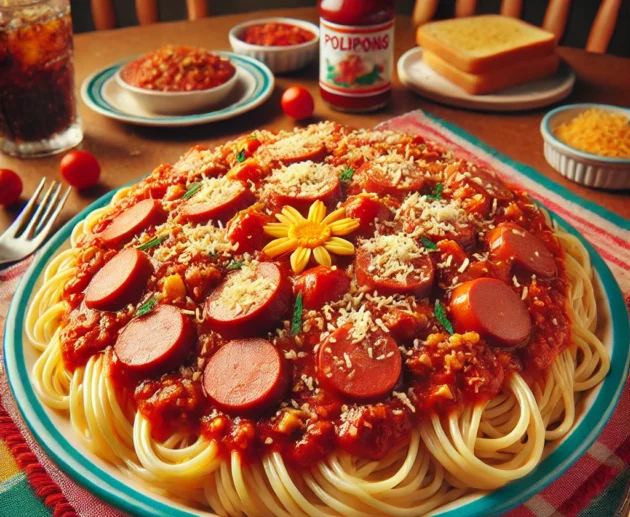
left=115, top=65, right=239, bottom=115
left=540, top=103, right=630, bottom=190
left=229, top=17, right=319, bottom=74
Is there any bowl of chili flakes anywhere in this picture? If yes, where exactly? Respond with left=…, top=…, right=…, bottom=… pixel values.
left=116, top=45, right=239, bottom=115
left=229, top=17, right=319, bottom=74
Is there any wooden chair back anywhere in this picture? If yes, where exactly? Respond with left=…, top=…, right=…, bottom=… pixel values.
left=90, top=0, right=209, bottom=30
left=412, top=0, right=623, bottom=54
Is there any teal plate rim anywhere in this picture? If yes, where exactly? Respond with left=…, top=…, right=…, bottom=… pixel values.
left=80, top=51, right=274, bottom=126
left=3, top=185, right=629, bottom=516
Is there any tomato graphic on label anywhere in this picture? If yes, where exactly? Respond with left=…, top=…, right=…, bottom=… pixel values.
left=326, top=55, right=384, bottom=87
left=336, top=55, right=365, bottom=85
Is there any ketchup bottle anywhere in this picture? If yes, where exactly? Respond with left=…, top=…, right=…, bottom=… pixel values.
left=318, top=0, right=395, bottom=112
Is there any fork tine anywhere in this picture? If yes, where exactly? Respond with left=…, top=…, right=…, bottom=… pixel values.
left=23, top=181, right=58, bottom=240
left=3, top=178, right=47, bottom=238
left=31, top=182, right=62, bottom=237
left=30, top=186, right=71, bottom=249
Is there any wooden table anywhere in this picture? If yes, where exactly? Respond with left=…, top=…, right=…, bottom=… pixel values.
left=1, top=7, right=629, bottom=232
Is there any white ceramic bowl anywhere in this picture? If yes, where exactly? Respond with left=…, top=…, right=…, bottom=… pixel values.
left=115, top=63, right=239, bottom=115
left=540, top=103, right=630, bottom=190
left=229, top=17, right=319, bottom=74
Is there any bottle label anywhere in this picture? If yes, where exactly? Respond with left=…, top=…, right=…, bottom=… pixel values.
left=319, top=18, right=394, bottom=98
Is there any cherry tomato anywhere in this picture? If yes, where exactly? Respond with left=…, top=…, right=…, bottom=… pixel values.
left=0, top=169, right=23, bottom=206
left=60, top=150, right=100, bottom=190
left=281, top=86, right=314, bottom=121
left=294, top=266, right=350, bottom=310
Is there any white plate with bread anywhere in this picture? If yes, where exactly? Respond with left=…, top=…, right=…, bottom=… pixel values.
left=398, top=15, right=575, bottom=112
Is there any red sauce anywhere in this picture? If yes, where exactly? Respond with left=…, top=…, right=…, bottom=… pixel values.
left=318, top=0, right=395, bottom=112
left=59, top=124, right=571, bottom=468
left=120, top=45, right=236, bottom=92
left=241, top=23, right=316, bottom=46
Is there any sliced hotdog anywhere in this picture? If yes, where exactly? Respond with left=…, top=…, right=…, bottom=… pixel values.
left=205, top=262, right=291, bottom=338
left=181, top=177, right=254, bottom=224
left=355, top=235, right=434, bottom=298
left=450, top=278, right=531, bottom=348
left=262, top=162, right=341, bottom=214
left=318, top=324, right=402, bottom=402
left=488, top=222, right=557, bottom=278
left=258, top=132, right=327, bottom=166
left=359, top=160, right=425, bottom=198
left=85, top=249, right=153, bottom=311
left=294, top=266, right=350, bottom=310
left=100, top=199, right=167, bottom=247
left=114, top=305, right=195, bottom=375
left=202, top=338, right=290, bottom=415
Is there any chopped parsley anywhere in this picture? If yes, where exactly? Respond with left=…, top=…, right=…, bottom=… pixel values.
left=136, top=297, right=157, bottom=318
left=236, top=149, right=246, bottom=162
left=137, top=235, right=167, bottom=251
left=291, top=292, right=303, bottom=336
left=248, top=133, right=258, bottom=141
left=226, top=260, right=243, bottom=271
left=182, top=182, right=202, bottom=200
left=339, top=166, right=355, bottom=183
left=427, top=183, right=443, bottom=200
left=434, top=299, right=454, bottom=335
left=421, top=236, right=438, bottom=252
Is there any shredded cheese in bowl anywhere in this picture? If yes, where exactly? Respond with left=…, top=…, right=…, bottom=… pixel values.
left=553, top=108, right=630, bottom=159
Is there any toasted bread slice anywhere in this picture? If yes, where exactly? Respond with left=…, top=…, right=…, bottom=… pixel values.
left=423, top=49, right=560, bottom=95
left=417, top=15, right=556, bottom=74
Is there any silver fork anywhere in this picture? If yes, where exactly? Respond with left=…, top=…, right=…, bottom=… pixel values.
left=0, top=178, right=71, bottom=265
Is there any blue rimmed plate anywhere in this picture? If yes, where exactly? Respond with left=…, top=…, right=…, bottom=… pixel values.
left=3, top=187, right=629, bottom=516
left=81, top=52, right=274, bottom=127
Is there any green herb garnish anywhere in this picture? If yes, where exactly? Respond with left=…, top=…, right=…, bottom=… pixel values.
left=236, top=149, right=246, bottom=162
left=421, top=237, right=438, bottom=252
left=291, top=292, right=303, bottom=336
left=434, top=299, right=453, bottom=335
left=427, top=183, right=443, bottom=200
left=339, top=166, right=355, bottom=183
left=248, top=133, right=258, bottom=141
left=137, top=235, right=167, bottom=251
left=226, top=260, right=243, bottom=271
left=182, top=182, right=202, bottom=199
left=136, top=297, right=157, bottom=318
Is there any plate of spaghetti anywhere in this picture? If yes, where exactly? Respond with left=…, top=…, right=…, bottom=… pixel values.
left=4, top=122, right=628, bottom=517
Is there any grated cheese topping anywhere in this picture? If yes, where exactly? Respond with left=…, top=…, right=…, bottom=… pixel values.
left=360, top=234, right=427, bottom=283
left=392, top=391, right=416, bottom=413
left=553, top=108, right=630, bottom=158
left=258, top=121, right=338, bottom=162
left=151, top=221, right=237, bottom=264
left=262, top=161, right=338, bottom=199
left=396, top=192, right=468, bottom=237
left=208, top=262, right=274, bottom=315
left=172, top=146, right=222, bottom=178
left=369, top=154, right=425, bottom=187
left=188, top=176, right=246, bottom=206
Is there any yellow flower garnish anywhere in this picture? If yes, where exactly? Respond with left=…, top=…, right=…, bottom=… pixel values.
left=263, top=200, right=360, bottom=274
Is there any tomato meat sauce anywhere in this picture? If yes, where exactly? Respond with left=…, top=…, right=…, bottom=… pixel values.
left=57, top=123, right=572, bottom=467
left=240, top=22, right=315, bottom=46
left=120, top=45, right=236, bottom=92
